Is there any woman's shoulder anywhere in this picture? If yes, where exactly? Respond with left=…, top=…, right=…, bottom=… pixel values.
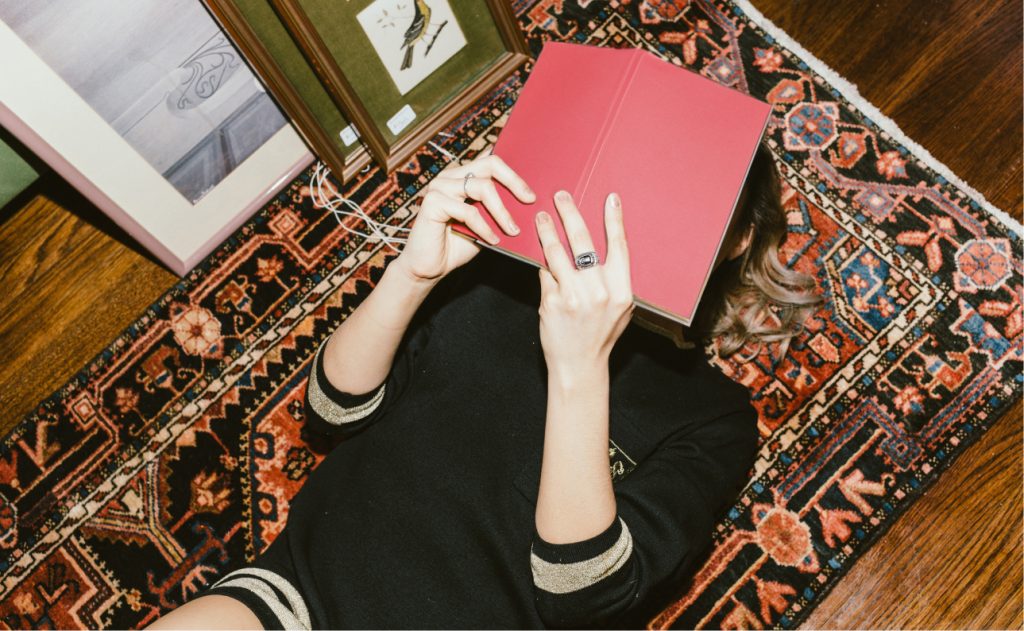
left=610, top=321, right=756, bottom=433
left=607, top=332, right=758, bottom=484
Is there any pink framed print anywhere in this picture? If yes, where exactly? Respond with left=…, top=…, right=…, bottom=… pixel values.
left=0, top=1, right=312, bottom=275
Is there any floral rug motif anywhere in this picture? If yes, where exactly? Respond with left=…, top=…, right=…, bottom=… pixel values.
left=0, top=0, right=1020, bottom=628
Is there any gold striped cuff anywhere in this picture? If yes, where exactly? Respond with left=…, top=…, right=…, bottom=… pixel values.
left=212, top=567, right=311, bottom=630
left=307, top=340, right=386, bottom=426
left=530, top=517, right=634, bottom=594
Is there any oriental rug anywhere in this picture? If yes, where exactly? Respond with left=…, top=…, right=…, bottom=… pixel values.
left=1, top=0, right=1020, bottom=629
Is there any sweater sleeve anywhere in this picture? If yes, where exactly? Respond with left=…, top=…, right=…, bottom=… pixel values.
left=303, top=263, right=468, bottom=438
left=528, top=406, right=759, bottom=628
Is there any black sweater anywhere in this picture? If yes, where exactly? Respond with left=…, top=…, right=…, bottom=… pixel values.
left=198, top=250, right=759, bottom=629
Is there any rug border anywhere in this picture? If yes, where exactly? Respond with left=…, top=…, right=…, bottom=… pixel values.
left=721, top=3, right=1022, bottom=628
left=732, top=0, right=1024, bottom=237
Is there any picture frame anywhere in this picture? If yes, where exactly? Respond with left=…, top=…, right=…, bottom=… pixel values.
left=0, top=2, right=312, bottom=276
left=270, top=0, right=530, bottom=172
left=203, top=0, right=376, bottom=184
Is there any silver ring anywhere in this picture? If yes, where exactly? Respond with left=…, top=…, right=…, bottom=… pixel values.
left=463, top=172, right=475, bottom=198
left=574, top=251, right=599, bottom=269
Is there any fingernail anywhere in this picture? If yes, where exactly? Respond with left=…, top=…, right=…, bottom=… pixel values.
left=609, top=192, right=621, bottom=209
left=536, top=211, right=549, bottom=223
left=524, top=186, right=535, bottom=198
left=509, top=221, right=521, bottom=235
left=555, top=190, right=570, bottom=202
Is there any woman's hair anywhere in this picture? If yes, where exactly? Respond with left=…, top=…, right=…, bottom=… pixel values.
left=693, top=141, right=822, bottom=362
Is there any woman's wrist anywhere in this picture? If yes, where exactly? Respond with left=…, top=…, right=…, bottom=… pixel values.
left=390, top=253, right=447, bottom=289
left=546, top=358, right=609, bottom=399
left=382, top=259, right=440, bottom=308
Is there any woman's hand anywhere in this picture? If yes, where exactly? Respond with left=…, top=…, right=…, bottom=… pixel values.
left=535, top=190, right=634, bottom=382
left=394, top=147, right=536, bottom=284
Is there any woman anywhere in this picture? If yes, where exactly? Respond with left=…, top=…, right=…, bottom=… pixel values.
left=148, top=141, right=818, bottom=630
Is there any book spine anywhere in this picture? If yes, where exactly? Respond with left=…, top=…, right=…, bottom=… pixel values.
left=572, top=51, right=644, bottom=200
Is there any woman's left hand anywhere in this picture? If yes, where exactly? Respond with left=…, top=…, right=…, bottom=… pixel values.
left=535, top=190, right=634, bottom=381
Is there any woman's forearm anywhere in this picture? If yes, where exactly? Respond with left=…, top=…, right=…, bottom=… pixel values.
left=535, top=360, right=617, bottom=544
left=320, top=261, right=439, bottom=395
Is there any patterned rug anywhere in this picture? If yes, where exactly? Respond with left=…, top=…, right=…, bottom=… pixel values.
left=1, top=0, right=1020, bottom=628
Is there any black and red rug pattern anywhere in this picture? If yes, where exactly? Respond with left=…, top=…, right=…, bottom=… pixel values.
left=1, top=1, right=1020, bottom=628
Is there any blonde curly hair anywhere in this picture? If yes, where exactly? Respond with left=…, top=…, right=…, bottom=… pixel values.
left=694, top=141, right=822, bottom=361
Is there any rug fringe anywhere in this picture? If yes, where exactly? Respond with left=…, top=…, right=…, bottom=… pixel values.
left=732, top=0, right=1024, bottom=237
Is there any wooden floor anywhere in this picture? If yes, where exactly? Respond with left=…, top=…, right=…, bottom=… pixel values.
left=0, top=1, right=1020, bottom=628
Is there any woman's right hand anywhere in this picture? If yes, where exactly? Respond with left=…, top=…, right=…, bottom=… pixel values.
left=393, top=147, right=537, bottom=284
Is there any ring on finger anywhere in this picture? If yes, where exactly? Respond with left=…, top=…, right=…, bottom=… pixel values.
left=463, top=172, right=475, bottom=198
left=574, top=250, right=600, bottom=270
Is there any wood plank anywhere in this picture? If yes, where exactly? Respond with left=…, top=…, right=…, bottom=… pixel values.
left=0, top=173, right=175, bottom=434
left=803, top=401, right=1023, bottom=629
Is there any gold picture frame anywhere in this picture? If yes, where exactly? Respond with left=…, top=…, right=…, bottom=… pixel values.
left=271, top=0, right=530, bottom=173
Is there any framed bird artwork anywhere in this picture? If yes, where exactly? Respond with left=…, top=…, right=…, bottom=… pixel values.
left=262, top=0, right=529, bottom=173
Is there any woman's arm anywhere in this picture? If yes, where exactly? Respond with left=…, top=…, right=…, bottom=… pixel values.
left=144, top=594, right=263, bottom=630
left=532, top=407, right=758, bottom=628
left=314, top=147, right=535, bottom=399
left=536, top=359, right=616, bottom=543
left=319, top=262, right=438, bottom=396
left=529, top=191, right=759, bottom=628
left=530, top=187, right=635, bottom=625
left=304, top=153, right=533, bottom=440
left=533, top=189, right=631, bottom=545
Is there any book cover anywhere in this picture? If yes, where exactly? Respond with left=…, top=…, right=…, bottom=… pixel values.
left=452, top=41, right=771, bottom=325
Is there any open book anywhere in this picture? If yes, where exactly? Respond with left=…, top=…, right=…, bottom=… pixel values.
left=452, top=41, right=772, bottom=325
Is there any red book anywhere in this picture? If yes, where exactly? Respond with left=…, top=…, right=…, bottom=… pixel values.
left=452, top=41, right=772, bottom=325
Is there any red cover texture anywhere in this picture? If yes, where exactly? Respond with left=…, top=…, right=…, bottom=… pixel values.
left=452, top=41, right=771, bottom=324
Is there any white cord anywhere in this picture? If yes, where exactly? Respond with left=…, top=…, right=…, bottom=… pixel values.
left=427, top=140, right=456, bottom=161
left=309, top=161, right=409, bottom=253
left=310, top=131, right=461, bottom=253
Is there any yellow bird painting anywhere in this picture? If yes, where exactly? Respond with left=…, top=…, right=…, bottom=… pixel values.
left=400, top=0, right=431, bottom=70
